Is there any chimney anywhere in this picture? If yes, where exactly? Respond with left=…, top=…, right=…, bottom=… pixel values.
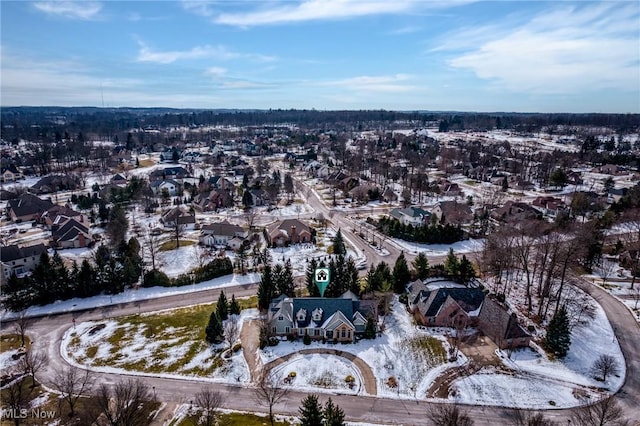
left=290, top=225, right=296, bottom=243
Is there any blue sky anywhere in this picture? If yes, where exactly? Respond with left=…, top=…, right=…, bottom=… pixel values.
left=1, top=0, right=639, bottom=112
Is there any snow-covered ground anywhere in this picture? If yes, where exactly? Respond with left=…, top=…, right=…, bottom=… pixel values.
left=1, top=273, right=259, bottom=321
left=271, top=354, right=363, bottom=395
left=61, top=309, right=258, bottom=385
left=392, top=237, right=485, bottom=257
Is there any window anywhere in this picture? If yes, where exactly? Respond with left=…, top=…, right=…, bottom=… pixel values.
left=285, top=327, right=290, bottom=334
left=278, top=316, right=283, bottom=321
left=272, top=327, right=276, bottom=334
left=314, top=329, right=320, bottom=336
left=347, top=331, right=351, bottom=338
left=341, top=329, right=346, bottom=338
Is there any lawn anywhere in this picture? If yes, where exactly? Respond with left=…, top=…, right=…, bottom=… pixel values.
left=0, top=334, right=30, bottom=353
left=64, top=296, right=257, bottom=379
left=168, top=409, right=293, bottom=426
left=159, top=239, right=196, bottom=251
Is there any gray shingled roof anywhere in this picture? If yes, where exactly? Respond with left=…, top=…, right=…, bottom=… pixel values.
left=419, top=287, right=485, bottom=317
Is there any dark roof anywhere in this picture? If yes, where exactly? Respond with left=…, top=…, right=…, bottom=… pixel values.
left=201, top=221, right=244, bottom=236
left=266, top=219, right=311, bottom=236
left=150, top=166, right=190, bottom=178
left=7, top=193, right=54, bottom=218
left=1, top=243, right=47, bottom=262
left=420, top=287, right=485, bottom=317
left=291, top=297, right=359, bottom=327
left=31, top=175, right=79, bottom=193
left=52, top=219, right=89, bottom=241
left=478, top=296, right=530, bottom=341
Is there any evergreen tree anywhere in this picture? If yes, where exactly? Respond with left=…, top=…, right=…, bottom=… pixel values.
left=412, top=252, right=430, bottom=280
left=229, top=294, right=241, bottom=315
left=363, top=316, right=377, bottom=339
left=77, top=259, right=97, bottom=297
left=299, top=394, right=323, bottom=426
left=205, top=311, right=223, bottom=344
left=306, top=258, right=320, bottom=297
left=217, top=291, right=229, bottom=321
left=258, top=265, right=275, bottom=310
left=392, top=251, right=411, bottom=294
left=332, top=229, right=346, bottom=256
left=242, top=189, right=253, bottom=209
left=544, top=305, right=571, bottom=358
left=444, top=248, right=460, bottom=278
left=457, top=255, right=476, bottom=284
left=345, top=256, right=361, bottom=296
left=323, top=398, right=345, bottom=426
left=275, top=260, right=295, bottom=296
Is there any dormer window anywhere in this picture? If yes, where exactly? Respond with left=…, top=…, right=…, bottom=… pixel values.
left=296, top=309, right=307, bottom=322
left=312, top=308, right=323, bottom=322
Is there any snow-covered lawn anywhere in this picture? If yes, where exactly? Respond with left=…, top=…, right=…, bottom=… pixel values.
left=261, top=298, right=453, bottom=399
left=271, top=354, right=363, bottom=395
left=392, top=237, right=485, bottom=257
left=451, top=288, right=625, bottom=408
left=61, top=309, right=258, bottom=384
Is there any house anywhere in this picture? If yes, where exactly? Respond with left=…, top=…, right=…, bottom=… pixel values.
left=192, top=190, right=229, bottom=212
left=432, top=201, right=473, bottom=226
left=1, top=164, right=23, bottom=182
left=30, top=175, right=80, bottom=194
left=408, top=280, right=485, bottom=327
left=1, top=243, right=48, bottom=278
left=437, top=179, right=462, bottom=196
left=249, top=189, right=269, bottom=207
left=532, top=196, right=566, bottom=217
left=51, top=219, right=92, bottom=248
left=608, top=187, right=628, bottom=203
left=150, top=179, right=180, bottom=196
left=149, top=166, right=190, bottom=182
left=382, top=187, right=397, bottom=203
left=267, top=291, right=372, bottom=342
left=265, top=219, right=313, bottom=246
left=390, top=207, right=431, bottom=227
left=6, top=193, right=54, bottom=222
left=161, top=207, right=196, bottom=229
left=199, top=221, right=248, bottom=247
left=491, top=201, right=541, bottom=222
left=408, top=278, right=531, bottom=349
left=591, top=164, right=626, bottom=175
left=477, top=296, right=532, bottom=349
left=40, top=205, right=88, bottom=229
left=110, top=174, right=128, bottom=186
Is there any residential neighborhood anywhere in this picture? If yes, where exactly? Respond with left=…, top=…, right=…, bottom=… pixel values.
left=1, top=108, right=638, bottom=426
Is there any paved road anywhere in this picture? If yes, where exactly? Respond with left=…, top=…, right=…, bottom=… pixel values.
left=6, top=181, right=640, bottom=425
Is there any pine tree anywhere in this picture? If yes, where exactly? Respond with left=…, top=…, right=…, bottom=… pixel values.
left=544, top=305, right=571, bottom=358
left=258, top=265, right=275, bottom=310
left=205, top=311, right=223, bottom=344
left=444, top=248, right=460, bottom=279
left=229, top=294, right=241, bottom=315
left=217, top=291, right=229, bottom=321
left=332, top=229, right=346, bottom=256
left=275, top=260, right=295, bottom=296
left=299, top=394, right=323, bottom=426
left=392, top=251, right=411, bottom=294
left=323, top=398, right=345, bottom=426
left=457, top=255, right=476, bottom=284
left=412, top=252, right=430, bottom=280
left=363, top=316, right=377, bottom=339
left=306, top=258, right=320, bottom=297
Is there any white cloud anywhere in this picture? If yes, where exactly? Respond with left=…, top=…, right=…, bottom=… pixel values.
left=135, top=39, right=276, bottom=64
left=206, top=67, right=227, bottom=77
left=33, top=1, right=103, bottom=20
left=322, top=74, right=417, bottom=93
left=442, top=2, right=640, bottom=94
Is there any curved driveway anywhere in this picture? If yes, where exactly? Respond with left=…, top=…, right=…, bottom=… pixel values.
left=263, top=348, right=377, bottom=396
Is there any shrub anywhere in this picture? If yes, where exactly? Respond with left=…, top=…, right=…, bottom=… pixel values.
left=386, top=376, right=398, bottom=388
left=143, top=269, right=171, bottom=287
left=303, top=334, right=312, bottom=345
left=288, top=371, right=297, bottom=378
left=268, top=337, right=280, bottom=346
left=232, top=343, right=242, bottom=353
left=345, top=375, right=355, bottom=383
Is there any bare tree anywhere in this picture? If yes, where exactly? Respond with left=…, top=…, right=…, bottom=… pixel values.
left=570, top=396, right=629, bottom=426
left=564, top=284, right=597, bottom=331
left=510, top=409, right=558, bottom=426
left=143, top=228, right=164, bottom=271
left=599, top=259, right=618, bottom=287
left=4, top=378, right=34, bottom=426
left=186, top=387, right=225, bottom=426
left=19, top=348, right=48, bottom=388
left=426, top=403, right=474, bottom=426
left=591, top=354, right=621, bottom=382
left=192, top=244, right=211, bottom=269
left=223, top=314, right=241, bottom=353
left=169, top=216, right=185, bottom=248
left=51, top=366, right=94, bottom=417
left=244, top=210, right=259, bottom=230
left=12, top=311, right=30, bottom=347
left=95, top=378, right=157, bottom=426
left=254, top=370, right=290, bottom=426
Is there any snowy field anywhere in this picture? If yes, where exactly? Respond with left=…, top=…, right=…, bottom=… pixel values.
left=61, top=309, right=258, bottom=385
left=1, top=273, right=259, bottom=321
left=271, top=354, right=363, bottom=395
left=392, top=238, right=485, bottom=257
